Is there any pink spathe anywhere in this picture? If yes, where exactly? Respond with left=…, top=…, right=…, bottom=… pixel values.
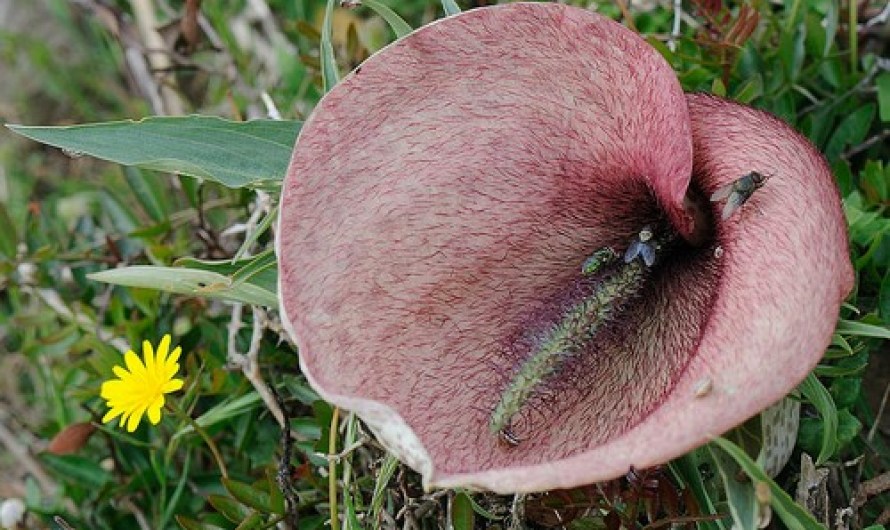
left=276, top=3, right=852, bottom=493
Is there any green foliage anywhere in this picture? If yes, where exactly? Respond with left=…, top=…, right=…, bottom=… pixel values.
left=1, top=1, right=888, bottom=529
left=711, top=437, right=824, bottom=530
left=797, top=373, right=839, bottom=465
left=7, top=117, right=302, bottom=189
left=88, top=261, right=278, bottom=308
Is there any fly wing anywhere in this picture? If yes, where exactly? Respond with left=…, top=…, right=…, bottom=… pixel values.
left=624, top=240, right=657, bottom=266
left=623, top=240, right=643, bottom=264
left=710, top=182, right=735, bottom=202
left=639, top=243, right=656, bottom=267
left=721, top=191, right=746, bottom=220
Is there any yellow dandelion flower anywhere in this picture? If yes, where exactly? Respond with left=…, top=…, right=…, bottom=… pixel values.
left=100, top=334, right=184, bottom=432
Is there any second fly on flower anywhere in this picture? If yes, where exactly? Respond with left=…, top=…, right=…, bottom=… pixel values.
left=710, top=171, right=770, bottom=220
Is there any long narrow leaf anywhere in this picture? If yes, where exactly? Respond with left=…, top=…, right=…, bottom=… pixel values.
left=160, top=451, right=192, bottom=529
left=441, top=0, right=461, bottom=16
left=797, top=373, right=839, bottom=465
left=669, top=453, right=729, bottom=530
left=175, top=252, right=278, bottom=295
left=707, top=444, right=760, bottom=530
left=233, top=205, right=278, bottom=261
left=321, top=0, right=340, bottom=92
left=710, top=437, right=824, bottom=530
left=88, top=266, right=277, bottom=307
left=7, top=117, right=301, bottom=189
left=369, top=454, right=400, bottom=525
left=173, top=392, right=263, bottom=440
left=362, top=0, right=412, bottom=38
left=835, top=319, right=890, bottom=340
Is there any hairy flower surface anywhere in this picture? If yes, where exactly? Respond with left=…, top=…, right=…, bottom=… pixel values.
left=101, top=335, right=184, bottom=432
left=276, top=3, right=852, bottom=493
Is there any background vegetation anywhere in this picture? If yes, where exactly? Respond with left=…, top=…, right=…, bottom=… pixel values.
left=0, top=0, right=888, bottom=529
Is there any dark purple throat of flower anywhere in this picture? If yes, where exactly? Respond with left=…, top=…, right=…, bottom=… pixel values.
left=490, top=223, right=683, bottom=446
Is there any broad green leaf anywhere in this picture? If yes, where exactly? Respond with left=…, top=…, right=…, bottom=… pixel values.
left=88, top=265, right=277, bottom=307
left=710, top=437, right=824, bottom=530
left=824, top=104, right=876, bottom=160
left=7, top=116, right=300, bottom=189
left=265, top=469, right=285, bottom=515
left=818, top=56, right=843, bottom=89
left=779, top=23, right=806, bottom=83
left=732, top=75, right=763, bottom=104
left=860, top=160, right=889, bottom=203
left=829, top=377, right=861, bottom=409
left=234, top=512, right=264, bottom=530
left=804, top=11, right=826, bottom=59
left=797, top=373, right=838, bottom=465
left=441, top=0, right=461, bottom=16
left=836, top=409, right=863, bottom=448
left=452, top=492, right=475, bottom=530
left=39, top=453, right=112, bottom=489
left=223, top=478, right=276, bottom=514
left=833, top=160, right=853, bottom=196
left=208, top=494, right=251, bottom=523
left=362, top=0, right=412, bottom=38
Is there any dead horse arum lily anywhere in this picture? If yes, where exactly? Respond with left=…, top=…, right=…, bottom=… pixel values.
left=276, top=3, right=852, bottom=494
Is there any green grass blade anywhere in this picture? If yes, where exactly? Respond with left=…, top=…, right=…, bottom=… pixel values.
left=160, top=451, right=191, bottom=529
left=362, top=0, right=412, bottom=38
left=669, top=453, right=729, bottom=530
left=835, top=318, right=890, bottom=340
left=369, top=454, right=399, bottom=527
left=710, top=437, right=825, bottom=530
left=233, top=204, right=278, bottom=262
left=321, top=0, right=340, bottom=92
left=173, top=392, right=263, bottom=440
left=798, top=373, right=839, bottom=465
left=441, top=0, right=461, bottom=16
left=707, top=444, right=760, bottom=530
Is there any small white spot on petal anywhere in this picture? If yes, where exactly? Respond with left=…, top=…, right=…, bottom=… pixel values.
left=693, top=377, right=713, bottom=398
